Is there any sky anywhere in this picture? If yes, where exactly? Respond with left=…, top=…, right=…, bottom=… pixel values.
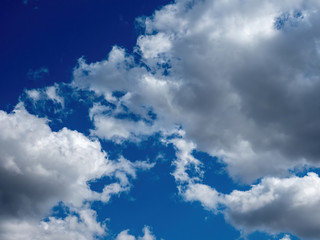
left=1, top=0, right=320, bottom=240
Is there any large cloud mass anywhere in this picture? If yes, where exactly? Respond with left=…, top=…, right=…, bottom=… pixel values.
left=0, top=104, right=106, bottom=218
left=73, top=0, right=320, bottom=183
left=0, top=103, right=153, bottom=239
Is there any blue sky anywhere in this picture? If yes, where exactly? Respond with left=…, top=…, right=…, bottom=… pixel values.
left=1, top=1, right=320, bottom=240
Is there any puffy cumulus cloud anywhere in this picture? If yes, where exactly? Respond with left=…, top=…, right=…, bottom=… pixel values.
left=0, top=208, right=105, bottom=240
left=72, top=0, right=320, bottom=183
left=116, top=226, right=158, bottom=240
left=116, top=230, right=136, bottom=240
left=223, top=172, right=320, bottom=240
left=0, top=103, right=154, bottom=239
left=178, top=171, right=320, bottom=239
left=0, top=103, right=104, bottom=218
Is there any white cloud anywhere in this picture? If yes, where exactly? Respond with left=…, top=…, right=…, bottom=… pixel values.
left=99, top=157, right=155, bottom=202
left=0, top=103, right=106, bottom=216
left=170, top=137, right=203, bottom=183
left=25, top=84, right=64, bottom=108
left=25, top=89, right=41, bottom=101
left=169, top=137, right=220, bottom=211
left=0, top=103, right=154, bottom=239
left=279, top=235, right=291, bottom=240
left=223, top=172, right=320, bottom=240
left=0, top=208, right=105, bottom=240
left=137, top=33, right=172, bottom=59
left=45, top=85, right=64, bottom=106
left=89, top=103, right=157, bottom=142
left=116, top=230, right=136, bottom=240
left=116, top=226, right=158, bottom=240
left=177, top=171, right=320, bottom=240
left=183, top=183, right=220, bottom=211
left=138, top=226, right=156, bottom=240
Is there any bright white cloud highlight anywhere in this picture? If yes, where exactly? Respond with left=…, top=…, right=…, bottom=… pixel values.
left=183, top=183, right=220, bottom=211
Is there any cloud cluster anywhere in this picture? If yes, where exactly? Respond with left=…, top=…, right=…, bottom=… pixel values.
left=73, top=0, right=320, bottom=183
left=6, top=0, right=320, bottom=239
left=70, top=0, right=320, bottom=238
left=176, top=152, right=320, bottom=240
left=0, top=103, right=154, bottom=239
left=170, top=137, right=320, bottom=239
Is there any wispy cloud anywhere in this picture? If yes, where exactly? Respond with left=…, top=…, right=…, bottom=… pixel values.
left=27, top=67, right=49, bottom=80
